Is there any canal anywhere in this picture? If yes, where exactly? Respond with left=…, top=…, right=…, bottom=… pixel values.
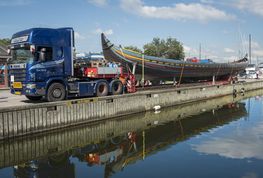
left=0, top=90, right=263, bottom=178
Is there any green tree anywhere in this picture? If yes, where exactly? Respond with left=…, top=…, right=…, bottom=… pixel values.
left=124, top=46, right=142, bottom=54
left=143, top=37, right=184, bottom=60
left=0, top=38, right=10, bottom=47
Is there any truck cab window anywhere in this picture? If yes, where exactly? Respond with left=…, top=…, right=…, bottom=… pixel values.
left=57, top=47, right=63, bottom=58
left=36, top=46, right=53, bottom=62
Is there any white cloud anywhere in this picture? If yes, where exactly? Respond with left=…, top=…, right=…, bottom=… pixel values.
left=234, top=0, right=263, bottom=16
left=200, top=0, right=214, bottom=4
left=0, top=0, right=31, bottom=6
left=222, top=29, right=230, bottom=34
left=183, top=45, right=221, bottom=61
left=75, top=32, right=86, bottom=40
left=88, top=0, right=107, bottom=7
left=192, top=120, right=263, bottom=160
left=94, top=28, right=113, bottom=35
left=253, top=50, right=263, bottom=57
left=224, top=48, right=235, bottom=53
left=242, top=40, right=263, bottom=57
left=183, top=45, right=198, bottom=57
left=120, top=0, right=235, bottom=22
left=202, top=0, right=263, bottom=17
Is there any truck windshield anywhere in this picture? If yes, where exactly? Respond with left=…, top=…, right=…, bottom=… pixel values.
left=10, top=47, right=34, bottom=64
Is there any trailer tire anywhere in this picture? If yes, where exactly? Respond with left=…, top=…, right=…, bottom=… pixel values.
left=25, top=95, right=42, bottom=101
left=96, top=81, right=109, bottom=97
left=46, top=82, right=66, bottom=102
left=111, top=80, right=123, bottom=95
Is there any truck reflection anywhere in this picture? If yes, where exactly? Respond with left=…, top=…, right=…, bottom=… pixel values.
left=14, top=152, right=74, bottom=178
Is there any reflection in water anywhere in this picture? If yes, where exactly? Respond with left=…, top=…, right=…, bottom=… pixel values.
left=14, top=152, right=74, bottom=178
left=1, top=90, right=263, bottom=178
left=192, top=96, right=263, bottom=160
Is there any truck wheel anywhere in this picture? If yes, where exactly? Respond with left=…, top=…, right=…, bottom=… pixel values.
left=46, top=83, right=66, bottom=102
left=96, top=81, right=109, bottom=97
left=111, top=81, right=123, bottom=95
left=25, top=95, right=42, bottom=101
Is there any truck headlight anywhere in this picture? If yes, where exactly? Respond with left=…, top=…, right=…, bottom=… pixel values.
left=26, top=84, right=36, bottom=89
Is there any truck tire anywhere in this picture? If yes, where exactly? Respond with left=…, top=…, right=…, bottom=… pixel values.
left=111, top=80, right=123, bottom=95
left=25, top=95, right=42, bottom=101
left=96, top=81, right=109, bottom=97
left=46, top=82, right=66, bottom=102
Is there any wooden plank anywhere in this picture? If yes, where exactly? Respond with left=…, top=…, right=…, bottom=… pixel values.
left=60, top=106, right=66, bottom=126
left=17, top=111, right=22, bottom=135
left=30, top=109, right=35, bottom=131
left=32, top=137, right=36, bottom=157
left=73, top=104, right=77, bottom=123
left=12, top=112, right=18, bottom=136
left=8, top=112, right=13, bottom=137
left=38, top=108, right=43, bottom=129
left=46, top=111, right=51, bottom=128
left=18, top=140, right=23, bottom=162
left=0, top=142, right=4, bottom=167
left=4, top=143, right=9, bottom=167
left=34, top=109, right=39, bottom=130
left=14, top=141, right=19, bottom=165
left=80, top=103, right=83, bottom=121
left=91, top=102, right=94, bottom=119
left=26, top=110, right=31, bottom=133
left=21, top=110, right=27, bottom=135
left=49, top=111, right=53, bottom=127
left=0, top=113, right=3, bottom=139
left=57, top=106, right=61, bottom=126
left=65, top=105, right=69, bottom=124
left=42, top=108, right=47, bottom=128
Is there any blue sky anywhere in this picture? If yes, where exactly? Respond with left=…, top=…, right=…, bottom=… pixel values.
left=0, top=0, right=263, bottom=62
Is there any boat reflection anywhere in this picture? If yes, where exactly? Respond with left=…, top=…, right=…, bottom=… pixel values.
left=2, top=90, right=263, bottom=178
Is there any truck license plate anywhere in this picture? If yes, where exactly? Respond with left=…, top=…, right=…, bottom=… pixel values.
left=15, top=91, right=21, bottom=95
left=13, top=82, right=22, bottom=89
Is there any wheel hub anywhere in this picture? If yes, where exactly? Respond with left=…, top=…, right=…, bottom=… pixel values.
left=53, top=88, right=62, bottom=98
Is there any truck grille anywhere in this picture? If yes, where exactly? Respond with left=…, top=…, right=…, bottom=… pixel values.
left=9, top=69, right=27, bottom=82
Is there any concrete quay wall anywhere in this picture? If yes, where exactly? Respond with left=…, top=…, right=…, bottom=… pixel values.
left=0, top=80, right=263, bottom=140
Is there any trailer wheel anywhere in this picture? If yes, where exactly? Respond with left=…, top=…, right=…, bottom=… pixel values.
left=46, top=82, right=66, bottom=102
left=111, top=80, right=123, bottom=95
left=96, top=81, right=109, bottom=97
left=25, top=95, right=42, bottom=101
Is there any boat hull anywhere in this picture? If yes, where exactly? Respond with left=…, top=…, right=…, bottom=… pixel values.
left=101, top=33, right=248, bottom=83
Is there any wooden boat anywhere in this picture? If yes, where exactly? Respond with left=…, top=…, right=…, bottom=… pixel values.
left=101, top=33, right=248, bottom=83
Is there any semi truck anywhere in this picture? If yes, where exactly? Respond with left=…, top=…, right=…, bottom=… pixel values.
left=8, top=27, right=136, bottom=102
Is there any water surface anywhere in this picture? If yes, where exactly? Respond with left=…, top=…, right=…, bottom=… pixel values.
left=1, top=90, right=263, bottom=178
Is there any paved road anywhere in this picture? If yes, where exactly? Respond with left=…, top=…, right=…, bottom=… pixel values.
left=0, top=90, right=43, bottom=109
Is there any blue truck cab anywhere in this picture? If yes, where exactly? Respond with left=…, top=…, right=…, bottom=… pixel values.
left=9, top=27, right=128, bottom=102
left=9, top=28, right=74, bottom=101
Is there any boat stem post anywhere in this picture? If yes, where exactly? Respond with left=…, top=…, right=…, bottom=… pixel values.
left=142, top=52, right=145, bottom=88
left=212, top=75, right=215, bottom=85
left=173, top=77, right=177, bottom=86
left=132, top=62, right=137, bottom=75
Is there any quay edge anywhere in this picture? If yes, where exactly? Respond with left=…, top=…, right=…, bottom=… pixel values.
left=0, top=79, right=263, bottom=140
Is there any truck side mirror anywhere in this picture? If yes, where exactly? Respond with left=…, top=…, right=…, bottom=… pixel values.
left=7, top=46, right=11, bottom=55
left=39, top=48, right=46, bottom=62
left=30, top=45, right=35, bottom=55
